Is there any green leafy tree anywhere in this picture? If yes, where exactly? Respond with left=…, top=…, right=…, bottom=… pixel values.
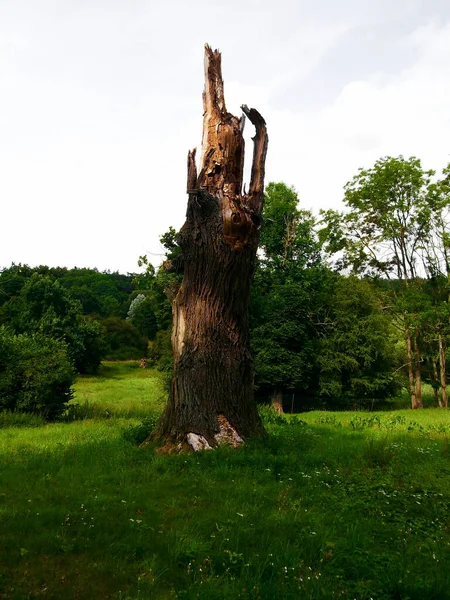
left=251, top=183, right=326, bottom=411
left=126, top=294, right=158, bottom=340
left=320, top=156, right=444, bottom=408
left=0, top=274, right=103, bottom=373
left=0, top=326, right=74, bottom=419
left=260, top=182, right=320, bottom=268
left=318, top=276, right=400, bottom=406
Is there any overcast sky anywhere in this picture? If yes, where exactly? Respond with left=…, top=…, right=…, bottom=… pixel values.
left=1, top=0, right=450, bottom=274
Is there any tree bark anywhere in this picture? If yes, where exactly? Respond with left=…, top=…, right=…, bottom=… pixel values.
left=412, top=332, right=423, bottom=408
left=271, top=390, right=284, bottom=415
left=413, top=333, right=423, bottom=409
left=432, top=356, right=442, bottom=407
left=439, top=333, right=448, bottom=408
left=150, top=45, right=268, bottom=453
left=406, top=325, right=422, bottom=409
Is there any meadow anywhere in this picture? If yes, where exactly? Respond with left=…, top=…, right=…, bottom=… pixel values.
left=1, top=363, right=450, bottom=599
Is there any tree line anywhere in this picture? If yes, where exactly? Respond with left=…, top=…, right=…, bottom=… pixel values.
left=1, top=154, right=449, bottom=418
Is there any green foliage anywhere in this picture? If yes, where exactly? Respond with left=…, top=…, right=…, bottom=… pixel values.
left=319, top=158, right=450, bottom=408
left=101, top=317, right=148, bottom=360
left=159, top=226, right=182, bottom=263
left=0, top=264, right=135, bottom=318
left=148, top=329, right=172, bottom=373
left=134, top=254, right=174, bottom=332
left=318, top=276, right=401, bottom=405
left=251, top=182, right=327, bottom=405
left=122, top=414, right=159, bottom=445
left=0, top=327, right=74, bottom=419
left=126, top=294, right=158, bottom=340
left=0, top=274, right=103, bottom=374
left=342, top=155, right=435, bottom=278
left=261, top=182, right=320, bottom=267
left=74, top=318, right=104, bottom=374
left=252, top=181, right=401, bottom=409
left=251, top=268, right=326, bottom=398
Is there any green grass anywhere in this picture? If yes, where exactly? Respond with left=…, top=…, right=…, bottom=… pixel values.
left=68, top=361, right=167, bottom=420
left=2, top=364, right=450, bottom=599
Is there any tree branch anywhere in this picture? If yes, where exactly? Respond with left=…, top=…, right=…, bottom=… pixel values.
left=241, top=104, right=268, bottom=216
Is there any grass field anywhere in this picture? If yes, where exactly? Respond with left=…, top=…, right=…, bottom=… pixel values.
left=2, top=363, right=450, bottom=599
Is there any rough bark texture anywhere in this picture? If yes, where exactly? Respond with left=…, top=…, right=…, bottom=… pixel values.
left=150, top=45, right=268, bottom=453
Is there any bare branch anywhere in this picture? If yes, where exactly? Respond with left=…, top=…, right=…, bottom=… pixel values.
left=241, top=104, right=268, bottom=216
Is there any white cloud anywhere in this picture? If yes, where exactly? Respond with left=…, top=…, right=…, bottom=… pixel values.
left=255, top=19, right=450, bottom=215
left=1, top=1, right=449, bottom=272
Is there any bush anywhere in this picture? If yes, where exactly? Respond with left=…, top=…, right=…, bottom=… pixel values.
left=72, top=318, right=104, bottom=374
left=0, top=327, right=75, bottom=419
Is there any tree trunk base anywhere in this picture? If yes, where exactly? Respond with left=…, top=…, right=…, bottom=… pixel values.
left=142, top=414, right=249, bottom=454
left=271, top=390, right=284, bottom=415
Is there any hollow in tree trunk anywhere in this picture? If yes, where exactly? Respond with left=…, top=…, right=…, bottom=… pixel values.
left=149, top=45, right=268, bottom=453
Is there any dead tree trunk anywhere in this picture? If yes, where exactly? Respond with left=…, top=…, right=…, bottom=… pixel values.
left=151, top=45, right=268, bottom=453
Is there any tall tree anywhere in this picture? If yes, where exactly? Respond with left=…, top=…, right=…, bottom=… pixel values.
left=317, top=276, right=400, bottom=406
left=416, top=162, right=450, bottom=407
left=251, top=182, right=325, bottom=412
left=150, top=45, right=268, bottom=452
left=321, top=156, right=438, bottom=408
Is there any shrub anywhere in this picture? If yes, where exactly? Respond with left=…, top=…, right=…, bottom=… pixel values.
left=0, top=327, right=74, bottom=419
left=101, top=317, right=148, bottom=360
left=72, top=318, right=104, bottom=374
